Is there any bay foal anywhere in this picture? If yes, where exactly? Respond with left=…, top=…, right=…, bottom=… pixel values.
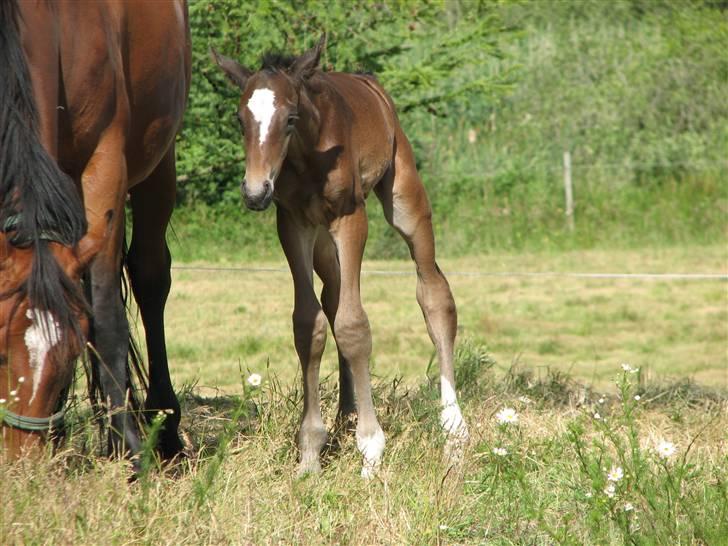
left=213, top=36, right=468, bottom=476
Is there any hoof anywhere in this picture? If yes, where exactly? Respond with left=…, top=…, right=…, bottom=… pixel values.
left=297, top=458, right=322, bottom=477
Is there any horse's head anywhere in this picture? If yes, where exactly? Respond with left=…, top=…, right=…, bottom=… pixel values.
left=0, top=222, right=105, bottom=454
left=212, top=34, right=326, bottom=211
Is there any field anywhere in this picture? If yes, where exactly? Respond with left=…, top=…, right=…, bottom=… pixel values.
left=2, top=244, right=726, bottom=545
left=161, top=245, right=727, bottom=393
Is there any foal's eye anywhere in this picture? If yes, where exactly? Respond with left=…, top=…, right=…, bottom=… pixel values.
left=286, top=114, right=298, bottom=134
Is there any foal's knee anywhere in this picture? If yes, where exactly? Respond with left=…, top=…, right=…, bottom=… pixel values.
left=333, top=308, right=371, bottom=360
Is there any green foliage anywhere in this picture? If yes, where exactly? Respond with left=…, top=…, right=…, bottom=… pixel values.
left=174, top=0, right=727, bottom=259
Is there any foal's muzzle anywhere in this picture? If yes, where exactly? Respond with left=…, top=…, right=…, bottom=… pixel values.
left=241, top=179, right=273, bottom=211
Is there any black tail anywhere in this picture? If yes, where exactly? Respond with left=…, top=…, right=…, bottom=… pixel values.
left=0, top=1, right=88, bottom=339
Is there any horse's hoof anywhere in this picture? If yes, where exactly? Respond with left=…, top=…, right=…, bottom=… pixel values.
left=297, top=458, right=322, bottom=477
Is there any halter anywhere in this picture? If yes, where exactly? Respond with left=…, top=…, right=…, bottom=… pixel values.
left=1, top=212, right=72, bottom=432
left=2, top=407, right=65, bottom=432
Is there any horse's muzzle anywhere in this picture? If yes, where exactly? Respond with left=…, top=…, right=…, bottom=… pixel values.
left=241, top=179, right=273, bottom=211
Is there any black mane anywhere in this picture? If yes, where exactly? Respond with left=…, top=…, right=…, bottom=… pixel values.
left=0, top=1, right=88, bottom=341
left=260, top=52, right=297, bottom=71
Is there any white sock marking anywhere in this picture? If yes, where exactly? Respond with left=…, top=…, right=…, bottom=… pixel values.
left=357, top=427, right=385, bottom=478
left=440, top=376, right=467, bottom=438
left=247, top=88, right=277, bottom=146
left=24, top=309, right=62, bottom=404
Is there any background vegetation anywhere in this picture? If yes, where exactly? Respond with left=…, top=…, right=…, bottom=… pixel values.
left=171, top=0, right=727, bottom=262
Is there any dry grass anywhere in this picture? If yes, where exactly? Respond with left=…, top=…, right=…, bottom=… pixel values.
left=160, top=244, right=727, bottom=392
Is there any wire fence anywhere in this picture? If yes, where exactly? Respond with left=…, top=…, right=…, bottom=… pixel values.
left=171, top=265, right=728, bottom=281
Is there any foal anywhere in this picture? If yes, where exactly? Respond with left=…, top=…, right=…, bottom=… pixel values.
left=213, top=36, right=468, bottom=476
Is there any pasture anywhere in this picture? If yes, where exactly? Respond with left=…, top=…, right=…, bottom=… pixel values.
left=2, top=244, right=726, bottom=544
left=162, top=244, right=727, bottom=392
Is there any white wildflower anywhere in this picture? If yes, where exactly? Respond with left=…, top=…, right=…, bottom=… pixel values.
left=593, top=412, right=601, bottom=420
left=623, top=502, right=635, bottom=512
left=0, top=398, right=6, bottom=404
left=607, top=466, right=624, bottom=482
left=598, top=397, right=605, bottom=404
left=634, top=395, right=641, bottom=401
left=656, top=439, right=676, bottom=459
left=621, top=363, right=639, bottom=374
left=13, top=397, right=20, bottom=402
left=495, top=407, right=519, bottom=425
left=604, top=483, right=616, bottom=498
left=17, top=376, right=25, bottom=383
left=518, top=396, right=532, bottom=404
left=246, top=373, right=262, bottom=388
left=492, top=447, right=508, bottom=456
left=9, top=389, right=17, bottom=397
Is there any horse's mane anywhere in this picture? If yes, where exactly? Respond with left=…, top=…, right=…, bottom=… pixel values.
left=0, top=1, right=88, bottom=340
left=260, top=52, right=297, bottom=71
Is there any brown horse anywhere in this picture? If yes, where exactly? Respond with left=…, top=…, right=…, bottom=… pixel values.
left=213, top=35, right=468, bottom=476
left=0, top=0, right=190, bottom=465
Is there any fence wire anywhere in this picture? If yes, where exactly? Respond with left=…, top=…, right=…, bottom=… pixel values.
left=171, top=265, right=727, bottom=281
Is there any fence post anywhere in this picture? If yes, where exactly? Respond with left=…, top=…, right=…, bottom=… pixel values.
left=563, top=150, right=574, bottom=232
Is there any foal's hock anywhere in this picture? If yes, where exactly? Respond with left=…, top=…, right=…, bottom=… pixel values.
left=213, top=35, right=468, bottom=477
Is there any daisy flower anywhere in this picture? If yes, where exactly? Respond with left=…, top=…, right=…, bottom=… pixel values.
left=656, top=439, right=676, bottom=459
left=495, top=407, right=519, bottom=425
left=246, top=373, right=262, bottom=388
left=604, top=483, right=616, bottom=498
left=607, top=466, right=624, bottom=482
left=492, top=447, right=508, bottom=456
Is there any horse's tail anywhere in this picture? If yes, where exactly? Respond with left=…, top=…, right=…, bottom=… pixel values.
left=0, top=1, right=88, bottom=340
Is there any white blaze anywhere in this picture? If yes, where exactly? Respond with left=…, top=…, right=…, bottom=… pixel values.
left=247, top=88, right=277, bottom=146
left=24, top=309, right=62, bottom=404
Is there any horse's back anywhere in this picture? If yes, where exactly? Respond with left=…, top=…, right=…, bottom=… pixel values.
left=36, top=0, right=190, bottom=186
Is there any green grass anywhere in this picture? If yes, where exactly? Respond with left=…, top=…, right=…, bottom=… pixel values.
left=1, top=352, right=726, bottom=544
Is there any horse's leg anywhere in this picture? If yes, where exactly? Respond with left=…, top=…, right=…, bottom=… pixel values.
left=313, top=231, right=356, bottom=422
left=374, top=131, right=468, bottom=460
left=82, top=139, right=143, bottom=464
left=329, top=206, right=384, bottom=478
left=277, top=208, right=328, bottom=475
left=126, top=149, right=183, bottom=460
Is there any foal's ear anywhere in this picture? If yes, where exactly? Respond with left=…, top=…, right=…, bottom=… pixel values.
left=290, top=33, right=326, bottom=82
left=211, top=48, right=252, bottom=90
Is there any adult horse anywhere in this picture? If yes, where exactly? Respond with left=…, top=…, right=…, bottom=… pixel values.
left=213, top=35, right=468, bottom=477
left=0, top=0, right=190, bottom=464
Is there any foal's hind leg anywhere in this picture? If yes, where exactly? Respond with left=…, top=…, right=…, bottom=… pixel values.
left=277, top=209, right=329, bottom=475
left=374, top=132, right=468, bottom=460
left=313, top=231, right=356, bottom=422
left=127, top=150, right=183, bottom=459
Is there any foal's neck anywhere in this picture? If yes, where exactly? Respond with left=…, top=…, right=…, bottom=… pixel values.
left=287, top=85, right=320, bottom=165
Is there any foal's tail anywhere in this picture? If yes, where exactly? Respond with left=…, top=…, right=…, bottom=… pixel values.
left=0, top=1, right=88, bottom=340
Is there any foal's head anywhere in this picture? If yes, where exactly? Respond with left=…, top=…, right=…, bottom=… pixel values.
left=212, top=35, right=325, bottom=211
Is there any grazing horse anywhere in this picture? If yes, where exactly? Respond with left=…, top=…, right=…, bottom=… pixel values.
left=0, top=0, right=190, bottom=464
left=213, top=35, right=468, bottom=476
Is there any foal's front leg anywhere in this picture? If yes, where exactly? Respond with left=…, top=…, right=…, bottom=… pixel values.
left=277, top=209, right=328, bottom=475
left=330, top=206, right=384, bottom=478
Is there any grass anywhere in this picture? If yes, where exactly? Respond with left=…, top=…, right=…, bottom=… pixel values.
left=2, top=243, right=726, bottom=544
left=159, top=244, right=727, bottom=393
left=1, top=353, right=726, bottom=544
